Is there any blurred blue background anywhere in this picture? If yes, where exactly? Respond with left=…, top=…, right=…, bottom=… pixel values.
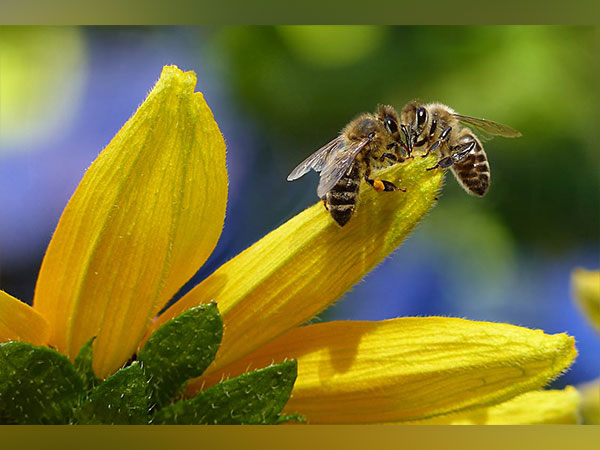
left=1, top=26, right=598, bottom=387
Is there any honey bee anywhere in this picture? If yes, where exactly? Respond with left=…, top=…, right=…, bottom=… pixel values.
left=401, top=101, right=521, bottom=196
left=287, top=105, right=410, bottom=227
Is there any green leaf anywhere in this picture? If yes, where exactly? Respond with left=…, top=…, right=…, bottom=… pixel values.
left=0, top=341, right=84, bottom=424
left=73, top=336, right=100, bottom=391
left=276, top=413, right=306, bottom=424
left=153, top=360, right=297, bottom=425
left=74, top=362, right=148, bottom=424
left=138, top=302, right=222, bottom=408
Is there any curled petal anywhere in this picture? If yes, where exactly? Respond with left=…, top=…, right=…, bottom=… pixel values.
left=189, top=318, right=576, bottom=424
left=34, top=66, right=227, bottom=377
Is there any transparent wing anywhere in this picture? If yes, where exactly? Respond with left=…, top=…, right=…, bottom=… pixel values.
left=316, top=138, right=369, bottom=198
left=287, top=135, right=345, bottom=181
left=454, top=114, right=522, bottom=139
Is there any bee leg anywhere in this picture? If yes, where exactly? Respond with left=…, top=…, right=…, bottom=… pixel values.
left=385, top=143, right=408, bottom=163
left=426, top=141, right=476, bottom=171
left=421, top=140, right=441, bottom=158
left=381, top=180, right=406, bottom=192
left=322, top=197, right=329, bottom=210
left=426, top=157, right=453, bottom=171
left=381, top=152, right=402, bottom=165
left=365, top=177, right=385, bottom=192
left=398, top=143, right=412, bottom=159
left=394, top=144, right=411, bottom=161
left=422, top=126, right=452, bottom=158
left=449, top=142, right=476, bottom=164
left=399, top=146, right=411, bottom=160
left=365, top=176, right=406, bottom=192
left=365, top=160, right=406, bottom=191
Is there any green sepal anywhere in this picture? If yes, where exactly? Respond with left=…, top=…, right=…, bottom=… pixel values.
left=0, top=341, right=84, bottom=424
left=153, top=360, right=297, bottom=425
left=73, top=336, right=100, bottom=391
left=276, top=413, right=306, bottom=424
left=74, top=362, right=148, bottom=424
left=138, top=302, right=223, bottom=408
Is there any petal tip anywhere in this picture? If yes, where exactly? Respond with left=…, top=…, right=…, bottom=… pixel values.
left=158, top=65, right=198, bottom=95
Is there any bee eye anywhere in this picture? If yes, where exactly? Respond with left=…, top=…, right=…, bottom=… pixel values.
left=416, top=107, right=427, bottom=127
left=384, top=115, right=398, bottom=134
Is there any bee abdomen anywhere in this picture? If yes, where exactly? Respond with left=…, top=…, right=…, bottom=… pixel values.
left=454, top=144, right=491, bottom=197
left=327, top=174, right=361, bottom=227
left=328, top=190, right=357, bottom=205
left=329, top=203, right=356, bottom=226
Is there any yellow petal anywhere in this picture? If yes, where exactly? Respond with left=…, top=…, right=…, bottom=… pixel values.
left=33, top=65, right=227, bottom=378
left=188, top=317, right=576, bottom=424
left=572, top=268, right=600, bottom=331
left=407, top=387, right=580, bottom=424
left=0, top=290, right=49, bottom=345
left=151, top=154, right=443, bottom=374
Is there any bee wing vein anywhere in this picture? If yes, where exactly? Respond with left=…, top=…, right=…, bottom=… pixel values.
left=316, top=139, right=369, bottom=198
left=287, top=135, right=345, bottom=181
left=454, top=114, right=522, bottom=139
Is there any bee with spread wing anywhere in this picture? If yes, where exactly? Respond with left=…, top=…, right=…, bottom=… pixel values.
left=288, top=105, right=409, bottom=226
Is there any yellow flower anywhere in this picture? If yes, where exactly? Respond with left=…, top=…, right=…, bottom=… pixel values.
left=572, top=268, right=600, bottom=331
left=0, top=65, right=576, bottom=424
left=571, top=268, right=600, bottom=424
left=576, top=379, right=600, bottom=424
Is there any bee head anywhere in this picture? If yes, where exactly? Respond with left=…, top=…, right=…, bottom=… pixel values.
left=376, top=105, right=400, bottom=138
left=400, top=101, right=428, bottom=143
left=378, top=104, right=412, bottom=156
left=349, top=117, right=379, bottom=141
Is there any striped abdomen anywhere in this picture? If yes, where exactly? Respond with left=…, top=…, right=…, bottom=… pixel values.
left=451, top=134, right=490, bottom=197
left=326, top=161, right=362, bottom=226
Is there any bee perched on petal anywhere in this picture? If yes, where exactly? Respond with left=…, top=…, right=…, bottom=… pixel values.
left=401, top=101, right=522, bottom=196
left=287, top=105, right=410, bottom=227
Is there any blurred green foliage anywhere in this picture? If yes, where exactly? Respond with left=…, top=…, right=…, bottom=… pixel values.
left=208, top=26, right=599, bottom=251
left=0, top=26, right=86, bottom=153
